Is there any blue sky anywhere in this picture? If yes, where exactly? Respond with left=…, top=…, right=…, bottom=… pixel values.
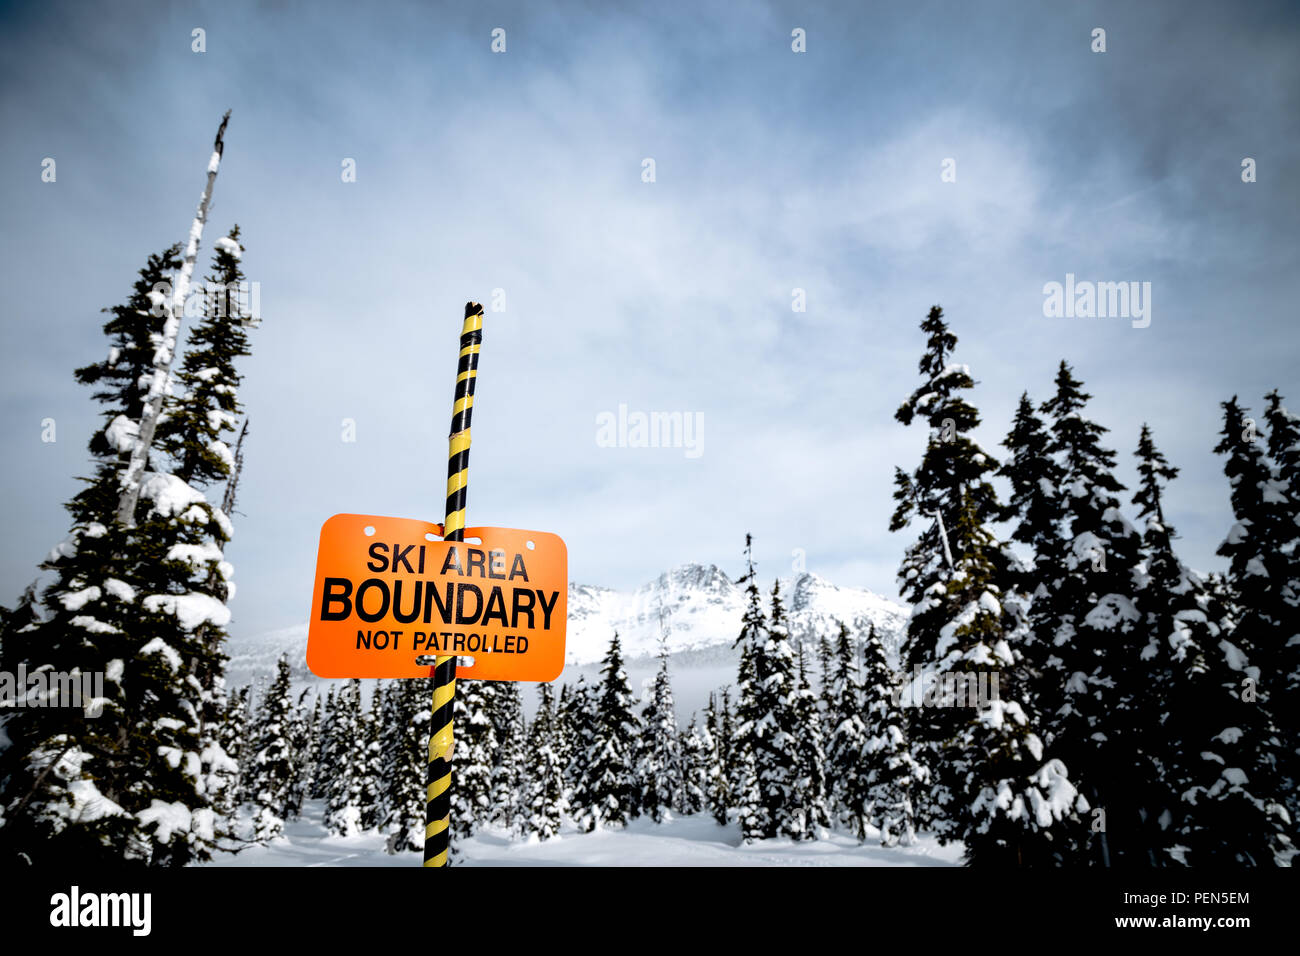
left=1, top=0, right=1297, bottom=640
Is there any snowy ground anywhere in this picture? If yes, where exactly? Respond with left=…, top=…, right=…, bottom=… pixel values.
left=204, top=799, right=961, bottom=867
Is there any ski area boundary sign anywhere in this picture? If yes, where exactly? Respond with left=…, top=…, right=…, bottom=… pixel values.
left=307, top=513, right=567, bottom=681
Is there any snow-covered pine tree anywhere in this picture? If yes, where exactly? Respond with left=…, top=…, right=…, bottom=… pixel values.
left=1197, top=398, right=1299, bottom=864
left=1260, top=390, right=1300, bottom=825
left=1038, top=361, right=1149, bottom=864
left=635, top=645, right=682, bottom=822
left=324, top=680, right=364, bottom=836
left=356, top=684, right=385, bottom=830
left=792, top=643, right=830, bottom=837
left=585, top=632, right=640, bottom=829
left=715, top=686, right=735, bottom=798
left=816, top=631, right=835, bottom=718
left=825, top=623, right=870, bottom=837
left=214, top=684, right=250, bottom=816
left=891, top=313, right=1081, bottom=865
left=559, top=676, right=596, bottom=826
left=889, top=306, right=1003, bottom=835
left=998, top=391, right=1067, bottom=715
left=112, top=228, right=256, bottom=864
left=553, top=683, right=574, bottom=808
left=734, top=745, right=764, bottom=844
left=451, top=678, right=498, bottom=840
left=1131, top=422, right=1290, bottom=864
left=309, top=686, right=335, bottom=801
left=703, top=693, right=730, bottom=825
left=286, top=691, right=319, bottom=820
left=730, top=534, right=771, bottom=841
left=523, top=682, right=567, bottom=841
left=861, top=623, right=923, bottom=846
left=0, top=248, right=187, bottom=865
left=153, top=226, right=254, bottom=708
left=753, top=581, right=801, bottom=840
left=66, top=245, right=181, bottom=540
left=940, top=492, right=1084, bottom=864
left=381, top=678, right=428, bottom=854
left=156, top=227, right=253, bottom=491
left=200, top=676, right=241, bottom=829
left=679, top=715, right=708, bottom=816
left=489, top=682, right=526, bottom=832
left=248, top=655, right=295, bottom=841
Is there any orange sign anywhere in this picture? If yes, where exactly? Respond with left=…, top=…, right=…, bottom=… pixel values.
left=307, top=514, right=567, bottom=681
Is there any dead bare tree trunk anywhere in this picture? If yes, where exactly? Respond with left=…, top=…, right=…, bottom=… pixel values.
left=116, top=110, right=231, bottom=528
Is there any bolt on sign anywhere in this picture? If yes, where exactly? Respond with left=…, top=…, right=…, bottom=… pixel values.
left=307, top=513, right=566, bottom=681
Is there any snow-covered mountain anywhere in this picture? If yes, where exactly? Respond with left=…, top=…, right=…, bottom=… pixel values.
left=225, top=564, right=908, bottom=693
left=565, top=563, right=907, bottom=667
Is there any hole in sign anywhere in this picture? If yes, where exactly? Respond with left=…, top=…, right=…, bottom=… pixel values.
left=465, top=535, right=482, bottom=544
left=363, top=526, right=376, bottom=536
left=416, top=655, right=476, bottom=668
left=526, top=540, right=535, bottom=550
left=425, top=532, right=437, bottom=541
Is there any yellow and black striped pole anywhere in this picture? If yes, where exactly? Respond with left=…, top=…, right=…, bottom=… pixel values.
left=425, top=300, right=484, bottom=867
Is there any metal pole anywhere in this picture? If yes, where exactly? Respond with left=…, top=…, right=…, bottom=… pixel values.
left=424, top=301, right=484, bottom=867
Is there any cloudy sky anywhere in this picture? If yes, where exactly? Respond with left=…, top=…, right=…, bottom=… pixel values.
left=1, top=0, right=1297, bottom=641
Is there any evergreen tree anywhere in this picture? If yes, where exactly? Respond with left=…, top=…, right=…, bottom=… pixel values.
left=248, top=655, right=295, bottom=841
left=703, top=692, right=731, bottom=825
left=792, top=644, right=830, bottom=837
left=730, top=534, right=772, bottom=840
left=201, top=676, right=241, bottom=828
left=889, top=306, right=1002, bottom=835
left=451, top=678, right=498, bottom=839
left=816, top=631, right=835, bottom=724
left=214, top=684, right=250, bottom=816
left=1259, top=391, right=1300, bottom=824
left=156, top=228, right=253, bottom=489
left=523, top=683, right=566, bottom=841
left=998, top=391, right=1067, bottom=714
left=1203, top=398, right=1298, bottom=864
left=0, top=231, right=258, bottom=868
left=286, top=691, right=318, bottom=820
left=1037, top=361, right=1150, bottom=864
left=0, top=248, right=203, bottom=866
left=489, top=682, right=526, bottom=832
left=752, top=581, right=801, bottom=840
left=310, top=686, right=335, bottom=801
left=553, top=683, right=574, bottom=808
left=862, top=624, right=923, bottom=846
left=679, top=715, right=708, bottom=816
left=734, top=746, right=764, bottom=843
left=715, top=686, right=735, bottom=797
left=559, top=676, right=596, bottom=826
left=324, top=680, right=363, bottom=836
left=119, top=232, right=255, bottom=863
left=357, top=684, right=384, bottom=830
left=585, top=632, right=640, bottom=829
left=892, top=314, right=1081, bottom=865
left=635, top=645, right=682, bottom=822
left=381, top=678, right=429, bottom=854
left=825, top=623, right=870, bottom=837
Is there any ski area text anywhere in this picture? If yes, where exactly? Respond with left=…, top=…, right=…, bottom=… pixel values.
left=307, top=514, right=567, bottom=682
